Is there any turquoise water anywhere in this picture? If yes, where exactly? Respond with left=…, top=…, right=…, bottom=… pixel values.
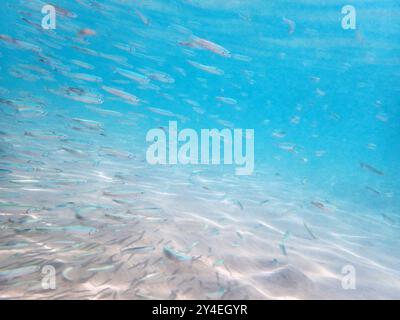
left=0, top=0, right=399, bottom=299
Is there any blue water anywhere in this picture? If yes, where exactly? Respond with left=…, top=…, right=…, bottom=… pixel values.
left=0, top=0, right=399, bottom=299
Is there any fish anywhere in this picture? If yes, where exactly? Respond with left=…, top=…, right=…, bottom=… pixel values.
left=71, top=59, right=94, bottom=70
left=60, top=147, right=88, bottom=157
left=180, top=36, right=231, bottom=58
left=236, top=200, right=244, bottom=210
left=35, top=225, right=97, bottom=234
left=311, top=201, right=326, bottom=211
left=163, top=246, right=192, bottom=261
left=278, top=142, right=296, bottom=152
left=86, top=106, right=122, bottom=117
left=232, top=54, right=252, bottom=62
left=272, top=130, right=286, bottom=138
left=135, top=272, right=160, bottom=284
left=365, top=186, right=381, bottom=195
left=49, top=87, right=103, bottom=104
left=99, top=148, right=133, bottom=159
left=206, top=287, right=226, bottom=299
left=367, top=143, right=377, bottom=150
left=216, top=96, right=237, bottom=105
left=101, top=85, right=140, bottom=105
left=279, top=231, right=290, bottom=256
left=360, top=162, right=384, bottom=176
left=134, top=8, right=150, bottom=25
left=113, top=42, right=135, bottom=53
left=121, top=246, right=155, bottom=254
left=315, top=150, right=326, bottom=157
left=376, top=113, right=388, bottom=122
left=53, top=4, right=77, bottom=18
left=147, top=107, right=176, bottom=117
left=114, top=68, right=150, bottom=84
left=0, top=265, right=39, bottom=282
left=78, top=28, right=96, bottom=37
left=87, top=264, right=115, bottom=273
left=312, top=200, right=336, bottom=212
left=0, top=0, right=395, bottom=301
left=382, top=214, right=396, bottom=226
left=72, top=118, right=103, bottom=130
left=283, top=17, right=296, bottom=34
left=0, top=34, right=41, bottom=52
left=316, top=88, right=326, bottom=96
left=0, top=241, right=30, bottom=250
left=188, top=60, right=224, bottom=75
left=0, top=201, right=32, bottom=209
left=139, top=69, right=175, bottom=84
left=213, top=259, right=224, bottom=267
left=207, top=227, right=220, bottom=236
left=95, top=288, right=115, bottom=299
left=65, top=72, right=103, bottom=83
left=303, top=222, right=317, bottom=240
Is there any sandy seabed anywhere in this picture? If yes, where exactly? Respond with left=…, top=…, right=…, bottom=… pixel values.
left=1, top=149, right=399, bottom=300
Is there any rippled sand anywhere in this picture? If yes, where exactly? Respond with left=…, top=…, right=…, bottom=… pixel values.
left=1, top=150, right=399, bottom=299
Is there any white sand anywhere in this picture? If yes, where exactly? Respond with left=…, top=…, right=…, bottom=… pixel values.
left=1, top=155, right=399, bottom=300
